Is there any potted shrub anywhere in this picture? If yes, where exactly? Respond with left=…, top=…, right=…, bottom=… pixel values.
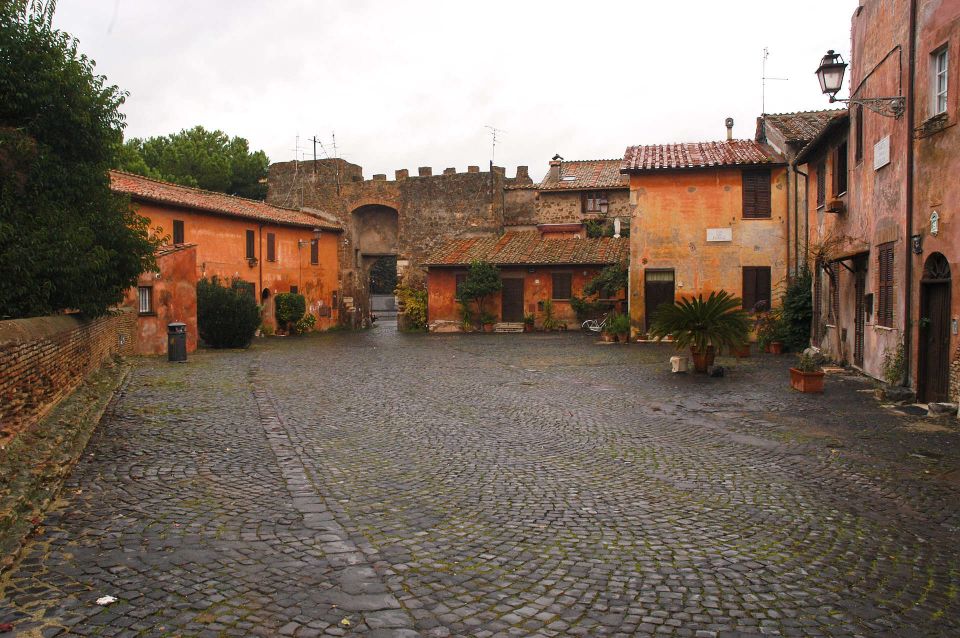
left=755, top=307, right=786, bottom=354
left=608, top=313, right=631, bottom=343
left=459, top=260, right=502, bottom=331
left=648, top=290, right=750, bottom=373
left=479, top=312, right=496, bottom=332
left=790, top=352, right=825, bottom=393
left=523, top=313, right=535, bottom=332
left=274, top=291, right=306, bottom=336
left=541, top=299, right=561, bottom=332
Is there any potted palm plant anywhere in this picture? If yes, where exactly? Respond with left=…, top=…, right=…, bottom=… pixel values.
left=523, top=313, right=535, bottom=332
left=790, top=352, right=825, bottom=393
left=608, top=313, right=631, bottom=343
left=648, top=290, right=751, bottom=373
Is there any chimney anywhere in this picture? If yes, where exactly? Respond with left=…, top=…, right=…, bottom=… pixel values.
left=549, top=155, right=563, bottom=182
left=725, top=117, right=734, bottom=141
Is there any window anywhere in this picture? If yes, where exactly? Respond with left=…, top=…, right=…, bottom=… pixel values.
left=833, top=141, right=848, bottom=196
left=310, top=238, right=319, bottom=265
left=455, top=273, right=467, bottom=300
left=267, top=232, right=276, bottom=262
left=172, top=219, right=184, bottom=245
left=245, top=230, right=256, bottom=259
left=137, top=286, right=153, bottom=315
left=877, top=242, right=895, bottom=327
left=582, top=191, right=609, bottom=214
left=854, top=104, right=864, bottom=164
left=816, top=160, right=826, bottom=208
left=290, top=285, right=298, bottom=294
left=741, top=267, right=771, bottom=313
left=552, top=273, right=572, bottom=300
left=933, top=46, right=948, bottom=116
left=741, top=170, right=771, bottom=218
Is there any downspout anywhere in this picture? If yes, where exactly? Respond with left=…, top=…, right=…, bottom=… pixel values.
left=786, top=165, right=792, bottom=280
left=795, top=166, right=809, bottom=270
left=258, top=224, right=264, bottom=303
left=903, top=0, right=917, bottom=388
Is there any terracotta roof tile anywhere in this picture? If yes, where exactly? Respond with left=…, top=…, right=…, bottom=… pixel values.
left=424, top=231, right=627, bottom=267
left=155, top=242, right=197, bottom=257
left=538, top=159, right=629, bottom=191
left=761, top=109, right=846, bottom=145
left=109, top=170, right=342, bottom=230
left=620, top=140, right=784, bottom=172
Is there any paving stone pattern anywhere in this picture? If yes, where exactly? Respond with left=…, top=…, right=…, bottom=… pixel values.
left=2, top=328, right=959, bottom=637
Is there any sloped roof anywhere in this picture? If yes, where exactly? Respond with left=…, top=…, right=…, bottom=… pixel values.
left=794, top=111, right=851, bottom=165
left=109, top=170, right=342, bottom=230
left=538, top=159, right=629, bottom=191
left=156, top=242, right=197, bottom=258
left=620, top=140, right=785, bottom=172
left=760, top=109, right=847, bottom=146
left=424, top=232, right=627, bottom=267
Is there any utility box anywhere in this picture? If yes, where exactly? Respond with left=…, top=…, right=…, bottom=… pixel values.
left=167, top=322, right=187, bottom=362
left=670, top=355, right=688, bottom=373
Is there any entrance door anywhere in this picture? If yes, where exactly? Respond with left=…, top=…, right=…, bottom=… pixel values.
left=644, top=269, right=675, bottom=332
left=501, top=278, right=524, bottom=322
left=918, top=253, right=952, bottom=403
left=854, top=256, right=867, bottom=368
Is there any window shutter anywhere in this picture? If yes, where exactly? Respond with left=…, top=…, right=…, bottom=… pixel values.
left=758, top=267, right=771, bottom=309
left=552, top=273, right=572, bottom=300
left=817, top=161, right=826, bottom=207
left=742, top=173, right=757, bottom=217
left=310, top=239, right=319, bottom=264
left=742, top=268, right=757, bottom=310
left=877, top=243, right=895, bottom=327
left=267, top=233, right=276, bottom=262
left=742, top=171, right=771, bottom=218
left=173, top=219, right=184, bottom=244
left=246, top=230, right=255, bottom=259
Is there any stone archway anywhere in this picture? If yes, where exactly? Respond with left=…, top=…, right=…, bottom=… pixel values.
left=350, top=204, right=400, bottom=323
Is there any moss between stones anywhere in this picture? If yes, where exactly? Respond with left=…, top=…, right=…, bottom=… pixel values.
left=0, top=356, right=130, bottom=573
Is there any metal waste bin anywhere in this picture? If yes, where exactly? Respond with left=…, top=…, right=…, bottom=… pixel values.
left=167, top=322, right=187, bottom=362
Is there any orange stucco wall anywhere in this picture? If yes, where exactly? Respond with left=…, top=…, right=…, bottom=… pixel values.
left=123, top=246, right=198, bottom=356
left=628, top=167, right=789, bottom=334
left=133, top=200, right=340, bottom=331
left=427, top=266, right=616, bottom=328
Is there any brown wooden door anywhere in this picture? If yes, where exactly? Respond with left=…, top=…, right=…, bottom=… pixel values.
left=644, top=270, right=675, bottom=332
left=919, top=281, right=951, bottom=403
left=501, top=278, right=524, bottom=322
left=854, top=257, right=867, bottom=368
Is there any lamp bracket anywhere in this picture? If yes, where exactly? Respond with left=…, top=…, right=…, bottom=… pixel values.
left=830, top=95, right=906, bottom=118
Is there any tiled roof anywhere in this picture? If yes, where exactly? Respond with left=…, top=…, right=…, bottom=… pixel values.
left=760, top=109, right=847, bottom=146
left=424, top=231, right=627, bottom=267
left=620, top=140, right=785, bottom=172
left=109, top=170, right=342, bottom=230
left=156, top=243, right=197, bottom=257
left=538, top=159, right=629, bottom=191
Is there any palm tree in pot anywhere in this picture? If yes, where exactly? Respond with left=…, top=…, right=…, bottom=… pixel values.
left=648, top=290, right=751, bottom=373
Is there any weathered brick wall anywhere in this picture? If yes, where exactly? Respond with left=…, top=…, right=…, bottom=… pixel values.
left=535, top=190, right=632, bottom=225
left=951, top=344, right=960, bottom=403
left=0, top=309, right=134, bottom=439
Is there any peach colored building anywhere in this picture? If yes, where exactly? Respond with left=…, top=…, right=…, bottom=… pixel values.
left=110, top=171, right=343, bottom=337
left=423, top=232, right=627, bottom=330
left=620, top=139, right=788, bottom=336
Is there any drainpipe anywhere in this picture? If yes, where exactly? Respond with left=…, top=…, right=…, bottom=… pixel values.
left=258, top=224, right=264, bottom=301
left=903, top=0, right=917, bottom=388
left=795, top=166, right=809, bottom=270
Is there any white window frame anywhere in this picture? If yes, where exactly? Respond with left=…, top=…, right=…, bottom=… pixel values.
left=138, top=286, right=153, bottom=314
left=933, top=46, right=948, bottom=116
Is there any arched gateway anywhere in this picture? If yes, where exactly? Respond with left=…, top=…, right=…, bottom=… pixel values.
left=351, top=204, right=399, bottom=321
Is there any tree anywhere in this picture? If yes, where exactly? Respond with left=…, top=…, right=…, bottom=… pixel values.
left=116, top=126, right=270, bottom=200
left=197, top=277, right=260, bottom=348
left=458, top=260, right=502, bottom=320
left=369, top=256, right=397, bottom=295
left=0, top=1, right=158, bottom=318
left=583, top=262, right=628, bottom=299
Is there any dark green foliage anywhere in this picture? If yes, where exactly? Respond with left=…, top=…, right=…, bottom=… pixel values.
left=116, top=126, right=270, bottom=200
left=274, top=293, right=306, bottom=328
left=0, top=2, right=159, bottom=318
left=570, top=296, right=610, bottom=323
left=197, top=277, right=260, bottom=348
left=607, top=313, right=631, bottom=334
left=369, top=256, right=397, bottom=294
left=459, top=260, right=502, bottom=317
left=648, top=290, right=751, bottom=353
left=583, top=263, right=628, bottom=299
left=395, top=284, right=428, bottom=331
left=781, top=268, right=813, bottom=352
left=585, top=218, right=630, bottom=238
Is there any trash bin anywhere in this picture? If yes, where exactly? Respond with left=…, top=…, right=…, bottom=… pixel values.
left=167, top=322, right=187, bottom=362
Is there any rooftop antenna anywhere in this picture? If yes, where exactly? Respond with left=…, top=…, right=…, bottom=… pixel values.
left=762, top=47, right=789, bottom=115
left=332, top=131, right=340, bottom=195
left=485, top=125, right=505, bottom=166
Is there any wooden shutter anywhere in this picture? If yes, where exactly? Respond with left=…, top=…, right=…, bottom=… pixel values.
left=742, top=267, right=771, bottom=311
left=816, top=161, right=826, bottom=208
left=310, top=239, right=319, bottom=264
left=742, top=170, right=771, bottom=218
left=855, top=105, right=864, bottom=164
left=833, top=142, right=848, bottom=195
left=552, top=273, right=572, bottom=300
left=267, top=233, right=276, bottom=262
left=246, top=230, right=255, bottom=259
left=877, top=243, right=894, bottom=327
left=742, top=268, right=757, bottom=310
left=173, top=219, right=184, bottom=244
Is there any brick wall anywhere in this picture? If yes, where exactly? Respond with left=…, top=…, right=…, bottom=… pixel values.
left=0, top=309, right=134, bottom=439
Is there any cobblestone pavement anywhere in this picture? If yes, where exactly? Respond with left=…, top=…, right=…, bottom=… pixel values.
left=2, top=327, right=960, bottom=637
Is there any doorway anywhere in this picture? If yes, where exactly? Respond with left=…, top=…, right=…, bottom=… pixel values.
left=644, top=269, right=675, bottom=332
left=501, top=278, right=524, bottom=322
left=918, top=253, right=952, bottom=403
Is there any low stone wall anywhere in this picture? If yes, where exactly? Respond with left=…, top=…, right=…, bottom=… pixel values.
left=0, top=309, right=134, bottom=440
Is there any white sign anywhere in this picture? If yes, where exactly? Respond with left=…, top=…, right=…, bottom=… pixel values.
left=706, top=228, right=733, bottom=242
left=874, top=136, right=891, bottom=170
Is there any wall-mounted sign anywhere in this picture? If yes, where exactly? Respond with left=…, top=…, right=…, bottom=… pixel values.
left=930, top=210, right=940, bottom=236
left=706, top=228, right=733, bottom=242
left=874, top=136, right=891, bottom=170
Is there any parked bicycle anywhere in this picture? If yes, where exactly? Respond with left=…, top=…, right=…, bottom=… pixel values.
left=581, top=312, right=610, bottom=334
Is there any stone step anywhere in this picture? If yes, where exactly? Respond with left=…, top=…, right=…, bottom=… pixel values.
left=494, top=322, right=525, bottom=333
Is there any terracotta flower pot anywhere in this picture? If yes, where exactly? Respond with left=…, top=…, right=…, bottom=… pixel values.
left=601, top=333, right=616, bottom=343
left=617, top=332, right=629, bottom=343
left=483, top=323, right=494, bottom=333
left=768, top=341, right=784, bottom=355
left=523, top=324, right=534, bottom=333
left=690, top=345, right=716, bottom=373
left=790, top=368, right=825, bottom=393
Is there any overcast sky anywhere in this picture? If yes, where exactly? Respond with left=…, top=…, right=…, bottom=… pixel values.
left=54, top=1, right=856, bottom=182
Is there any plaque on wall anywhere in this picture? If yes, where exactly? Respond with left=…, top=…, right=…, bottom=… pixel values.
left=706, top=228, right=733, bottom=242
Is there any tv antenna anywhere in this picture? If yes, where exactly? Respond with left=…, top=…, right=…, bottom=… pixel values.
left=762, top=47, right=789, bottom=115
left=485, top=125, right=505, bottom=166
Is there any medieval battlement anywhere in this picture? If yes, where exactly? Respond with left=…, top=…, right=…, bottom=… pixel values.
left=269, top=158, right=530, bottom=188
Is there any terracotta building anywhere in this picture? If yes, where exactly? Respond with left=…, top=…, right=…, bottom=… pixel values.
left=620, top=136, right=788, bottom=336
left=423, top=232, right=627, bottom=331
left=110, top=171, right=343, bottom=336
left=504, top=158, right=630, bottom=238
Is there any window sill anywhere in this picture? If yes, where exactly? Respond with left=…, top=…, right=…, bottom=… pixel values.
left=874, top=325, right=898, bottom=332
left=741, top=215, right=772, bottom=220
left=138, top=312, right=157, bottom=317
left=916, top=112, right=952, bottom=139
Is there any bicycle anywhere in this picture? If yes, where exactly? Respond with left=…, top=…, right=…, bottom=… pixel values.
left=581, top=312, right=609, bottom=334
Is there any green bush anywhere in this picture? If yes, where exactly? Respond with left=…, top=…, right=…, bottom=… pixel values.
left=197, top=277, right=261, bottom=348
left=608, top=313, right=631, bottom=334
left=274, top=292, right=306, bottom=331
left=755, top=308, right=787, bottom=351
left=459, top=260, right=502, bottom=318
left=295, top=313, right=316, bottom=335
left=395, top=284, right=428, bottom=331
left=583, top=263, right=628, bottom=299
left=571, top=296, right=609, bottom=323
left=541, top=299, right=561, bottom=331
left=649, top=290, right=750, bottom=353
left=781, top=269, right=813, bottom=352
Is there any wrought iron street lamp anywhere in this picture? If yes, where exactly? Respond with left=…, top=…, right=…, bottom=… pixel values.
left=815, top=50, right=905, bottom=118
